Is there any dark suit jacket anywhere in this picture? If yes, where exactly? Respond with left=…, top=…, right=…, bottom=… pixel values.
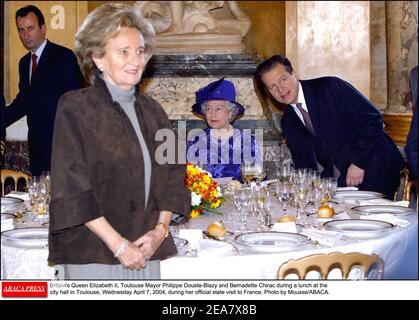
left=281, top=77, right=405, bottom=199
left=1, top=94, right=5, bottom=167
left=405, top=65, right=418, bottom=178
left=5, top=40, right=84, bottom=175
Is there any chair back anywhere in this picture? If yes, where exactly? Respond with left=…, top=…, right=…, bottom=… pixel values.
left=1, top=169, right=30, bottom=196
left=396, top=167, right=418, bottom=212
left=277, top=252, right=384, bottom=280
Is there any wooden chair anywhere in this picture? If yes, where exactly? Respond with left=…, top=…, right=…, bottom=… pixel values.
left=396, top=167, right=418, bottom=212
left=1, top=169, right=30, bottom=196
left=277, top=252, right=384, bottom=280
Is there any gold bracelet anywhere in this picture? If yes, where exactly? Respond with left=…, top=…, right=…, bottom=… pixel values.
left=155, top=222, right=170, bottom=238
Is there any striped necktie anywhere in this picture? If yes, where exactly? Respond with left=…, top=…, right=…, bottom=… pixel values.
left=296, top=103, right=315, bottom=134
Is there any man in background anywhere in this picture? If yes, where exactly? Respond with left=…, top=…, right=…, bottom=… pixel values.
left=0, top=94, right=5, bottom=168
left=4, top=5, right=84, bottom=175
left=405, top=65, right=418, bottom=179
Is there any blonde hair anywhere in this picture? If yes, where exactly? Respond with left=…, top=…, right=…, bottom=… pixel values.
left=75, top=3, right=155, bottom=84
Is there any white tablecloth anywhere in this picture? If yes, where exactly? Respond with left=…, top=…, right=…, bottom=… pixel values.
left=160, top=197, right=418, bottom=279
left=1, top=193, right=417, bottom=280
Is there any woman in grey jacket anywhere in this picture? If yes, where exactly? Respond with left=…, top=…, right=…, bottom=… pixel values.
left=48, top=3, right=190, bottom=279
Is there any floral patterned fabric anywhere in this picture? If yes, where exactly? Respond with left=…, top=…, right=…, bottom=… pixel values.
left=186, top=128, right=260, bottom=182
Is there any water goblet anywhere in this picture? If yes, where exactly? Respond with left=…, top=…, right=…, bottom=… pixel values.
left=276, top=181, right=294, bottom=215
left=254, top=162, right=266, bottom=185
left=240, top=163, right=256, bottom=186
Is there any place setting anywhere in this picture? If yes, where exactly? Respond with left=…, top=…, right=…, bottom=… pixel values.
left=1, top=227, right=49, bottom=249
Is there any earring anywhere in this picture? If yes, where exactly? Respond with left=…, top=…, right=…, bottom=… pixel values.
left=99, top=65, right=104, bottom=72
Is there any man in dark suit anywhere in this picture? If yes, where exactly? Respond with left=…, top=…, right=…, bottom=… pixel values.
left=255, top=55, right=405, bottom=199
left=5, top=5, right=84, bottom=175
left=405, top=65, right=418, bottom=178
left=1, top=94, right=5, bottom=167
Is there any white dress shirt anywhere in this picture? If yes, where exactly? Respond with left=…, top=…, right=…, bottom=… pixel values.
left=290, top=81, right=309, bottom=127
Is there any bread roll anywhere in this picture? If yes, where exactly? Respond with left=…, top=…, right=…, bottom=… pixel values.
left=277, top=215, right=296, bottom=223
left=317, top=204, right=335, bottom=218
left=207, top=221, right=227, bottom=237
left=228, top=180, right=242, bottom=191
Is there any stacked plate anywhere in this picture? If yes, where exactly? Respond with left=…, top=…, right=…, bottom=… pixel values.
left=1, top=227, right=48, bottom=248
left=1, top=197, right=24, bottom=213
left=1, top=213, right=15, bottom=232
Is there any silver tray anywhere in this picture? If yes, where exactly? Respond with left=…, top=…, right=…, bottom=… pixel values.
left=332, top=190, right=385, bottom=201
left=235, top=231, right=311, bottom=252
left=1, top=227, right=48, bottom=248
left=323, top=219, right=394, bottom=238
left=351, top=205, right=415, bottom=216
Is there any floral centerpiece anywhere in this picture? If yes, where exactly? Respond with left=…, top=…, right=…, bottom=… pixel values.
left=184, top=162, right=224, bottom=218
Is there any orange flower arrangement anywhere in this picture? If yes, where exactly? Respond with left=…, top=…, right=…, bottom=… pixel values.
left=184, top=162, right=224, bottom=218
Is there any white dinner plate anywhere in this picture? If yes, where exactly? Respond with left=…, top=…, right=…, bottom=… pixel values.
left=1, top=197, right=24, bottom=213
left=203, top=230, right=234, bottom=241
left=351, top=205, right=415, bottom=216
left=235, top=231, right=311, bottom=252
left=1, top=213, right=16, bottom=221
left=1, top=227, right=48, bottom=248
left=332, top=190, right=385, bottom=201
left=323, top=219, right=394, bottom=239
left=1, top=197, right=24, bottom=205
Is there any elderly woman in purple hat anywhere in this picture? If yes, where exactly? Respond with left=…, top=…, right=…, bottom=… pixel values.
left=186, top=78, right=261, bottom=181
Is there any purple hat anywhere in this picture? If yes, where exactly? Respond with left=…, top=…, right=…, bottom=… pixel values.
left=192, top=78, right=245, bottom=120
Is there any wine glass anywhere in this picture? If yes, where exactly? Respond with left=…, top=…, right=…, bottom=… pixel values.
left=240, top=163, right=256, bottom=185
left=254, top=162, right=266, bottom=185
left=28, top=176, right=42, bottom=222
left=233, top=187, right=251, bottom=233
left=294, top=187, right=311, bottom=225
left=276, top=181, right=294, bottom=214
left=277, top=162, right=294, bottom=183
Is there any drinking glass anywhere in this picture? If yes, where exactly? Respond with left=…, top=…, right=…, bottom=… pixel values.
left=233, top=187, right=251, bottom=233
left=325, top=177, right=338, bottom=197
left=276, top=181, right=294, bottom=214
left=28, top=176, right=42, bottom=221
left=240, top=163, right=256, bottom=185
left=277, top=162, right=294, bottom=183
left=254, top=162, right=266, bottom=185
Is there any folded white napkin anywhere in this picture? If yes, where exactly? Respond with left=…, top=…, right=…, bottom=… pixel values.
left=336, top=186, right=359, bottom=191
left=360, top=214, right=411, bottom=227
left=197, top=239, right=233, bottom=257
left=302, top=227, right=342, bottom=246
left=1, top=217, right=14, bottom=232
left=5, top=191, right=30, bottom=201
left=272, top=222, right=297, bottom=233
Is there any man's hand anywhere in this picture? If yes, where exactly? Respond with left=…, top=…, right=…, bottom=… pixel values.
left=346, top=163, right=365, bottom=186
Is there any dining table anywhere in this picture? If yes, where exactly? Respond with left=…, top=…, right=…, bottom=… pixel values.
left=1, top=189, right=417, bottom=280
left=160, top=188, right=418, bottom=280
